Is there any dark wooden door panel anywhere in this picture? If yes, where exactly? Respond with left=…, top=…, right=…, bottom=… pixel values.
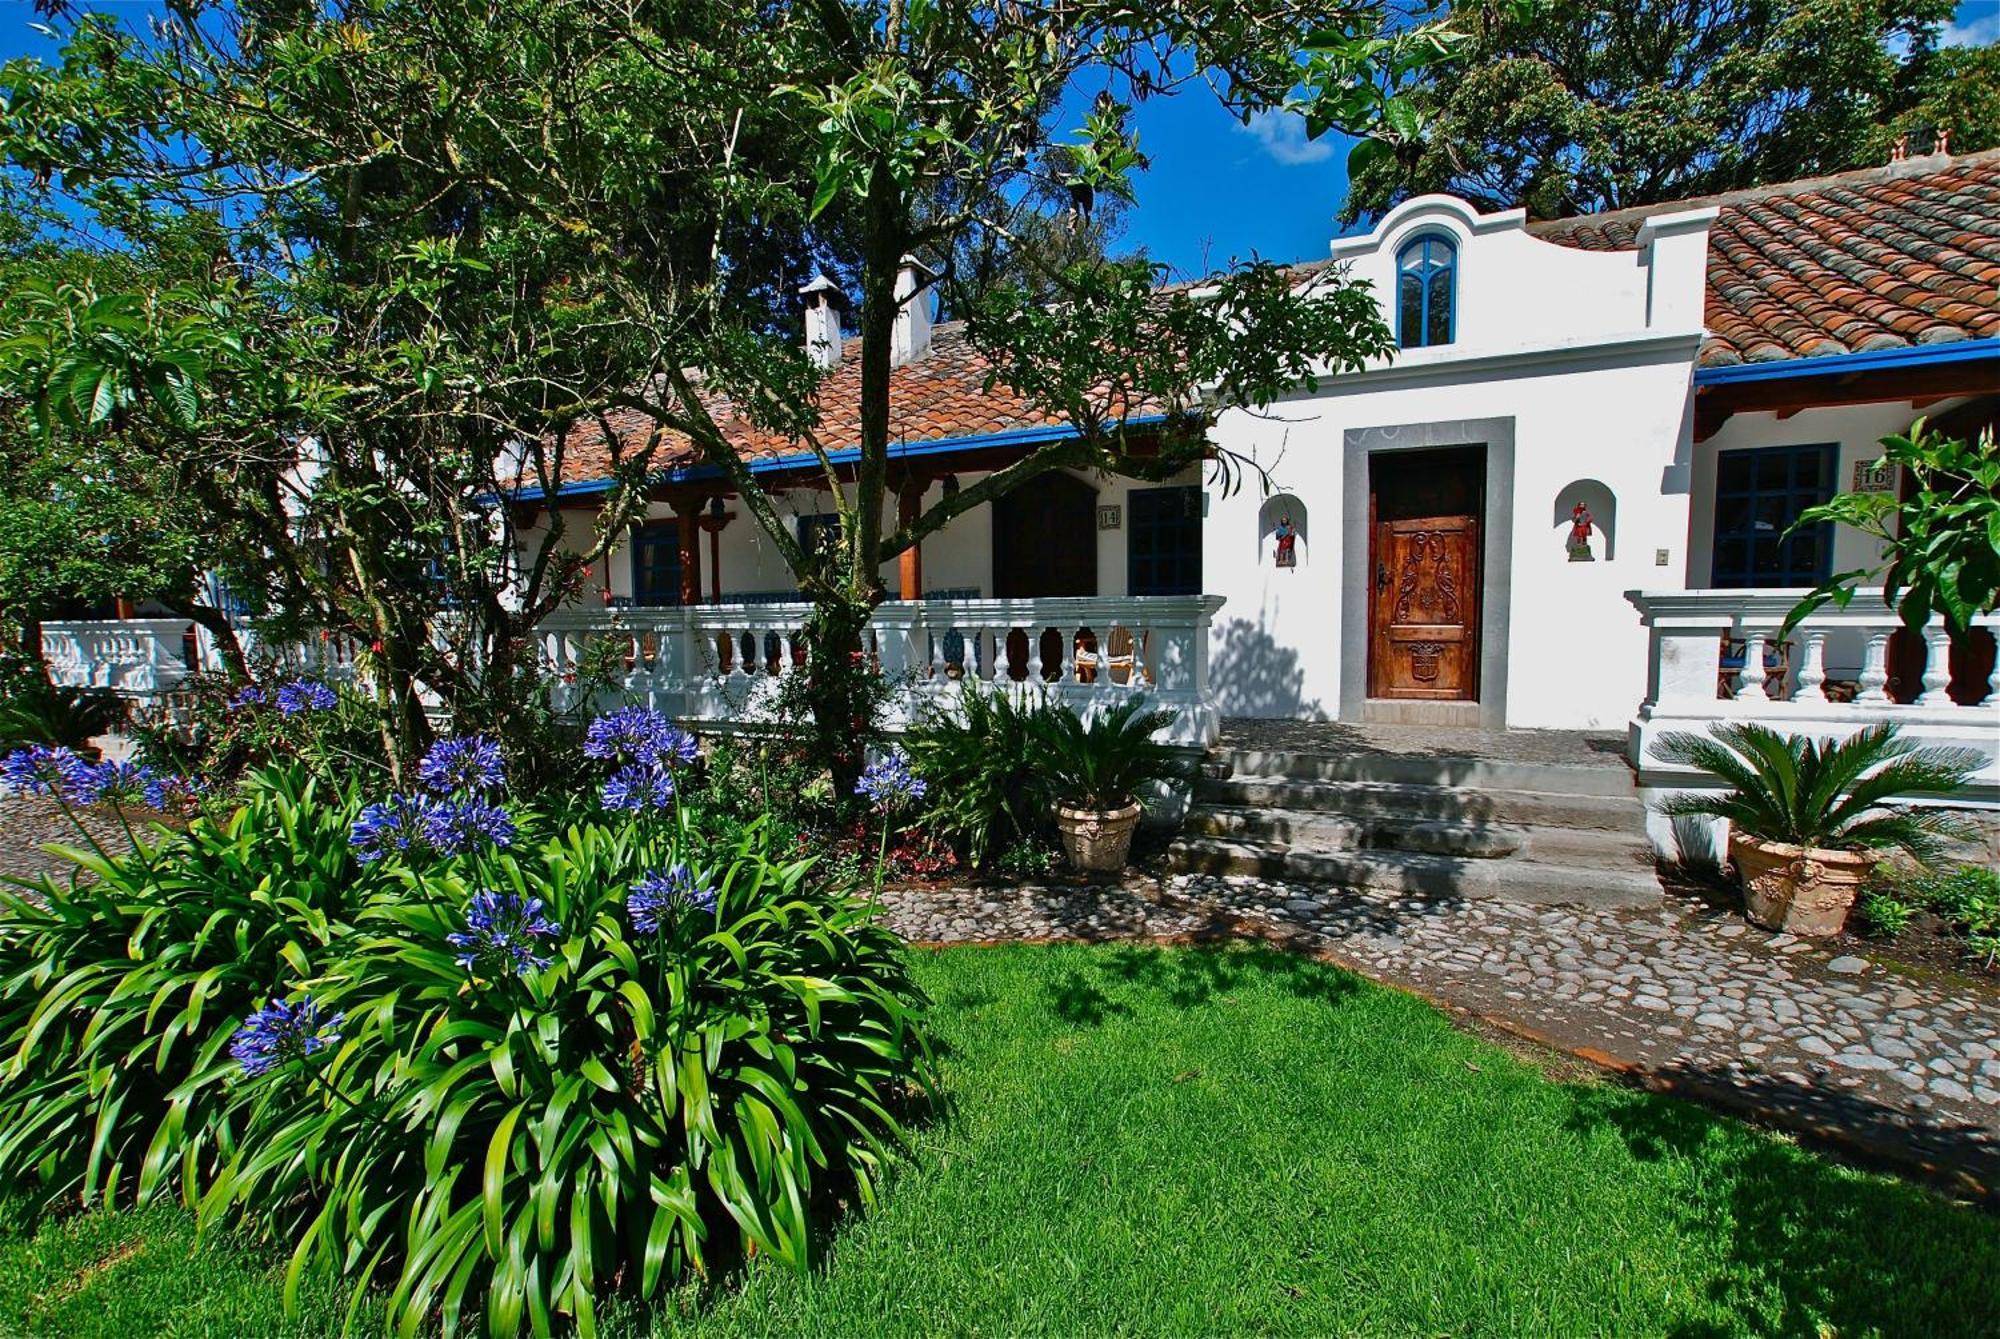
left=1369, top=516, right=1479, bottom=700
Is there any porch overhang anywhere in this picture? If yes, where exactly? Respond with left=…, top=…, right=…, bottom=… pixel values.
left=1692, top=337, right=2000, bottom=441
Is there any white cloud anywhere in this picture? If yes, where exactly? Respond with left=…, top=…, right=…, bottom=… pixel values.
left=1238, top=110, right=1336, bottom=167
left=1941, top=9, right=1999, bottom=48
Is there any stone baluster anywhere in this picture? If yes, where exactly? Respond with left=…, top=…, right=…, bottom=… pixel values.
left=928, top=621, right=945, bottom=683
left=1024, top=625, right=1042, bottom=686
left=1794, top=629, right=1828, bottom=703
left=1989, top=636, right=2000, bottom=708
left=1097, top=625, right=1117, bottom=697
left=1856, top=630, right=1892, bottom=704
left=1915, top=624, right=1954, bottom=707
left=623, top=626, right=651, bottom=695
left=1736, top=628, right=1770, bottom=700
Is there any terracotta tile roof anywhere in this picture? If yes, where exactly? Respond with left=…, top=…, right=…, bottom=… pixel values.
left=536, top=321, right=1166, bottom=495
left=1530, top=149, right=2000, bottom=367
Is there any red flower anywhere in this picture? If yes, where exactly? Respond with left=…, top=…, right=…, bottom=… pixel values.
left=370, top=640, right=384, bottom=654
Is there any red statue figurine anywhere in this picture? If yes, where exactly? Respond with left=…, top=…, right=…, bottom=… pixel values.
left=1567, top=501, right=1595, bottom=562
left=1274, top=516, right=1297, bottom=568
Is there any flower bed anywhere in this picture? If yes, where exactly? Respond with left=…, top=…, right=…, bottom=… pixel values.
left=0, top=706, right=932, bottom=1335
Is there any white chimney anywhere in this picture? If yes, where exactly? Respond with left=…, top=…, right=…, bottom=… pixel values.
left=799, top=273, right=843, bottom=369
left=891, top=255, right=939, bottom=367
left=1636, top=206, right=1718, bottom=334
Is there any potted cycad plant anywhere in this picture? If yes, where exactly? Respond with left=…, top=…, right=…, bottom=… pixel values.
left=1032, top=698, right=1191, bottom=872
left=1655, top=722, right=1979, bottom=936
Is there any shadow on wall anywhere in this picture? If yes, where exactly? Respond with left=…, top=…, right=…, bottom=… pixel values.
left=1209, top=614, right=1326, bottom=720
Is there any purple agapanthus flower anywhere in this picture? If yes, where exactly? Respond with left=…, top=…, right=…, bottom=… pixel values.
left=601, top=762, right=675, bottom=812
left=276, top=680, right=338, bottom=715
left=0, top=746, right=92, bottom=798
left=143, top=772, right=204, bottom=811
left=230, top=995, right=345, bottom=1078
left=349, top=794, right=445, bottom=863
left=73, top=759, right=157, bottom=807
left=584, top=707, right=696, bottom=768
left=422, top=795, right=517, bottom=856
left=228, top=684, right=267, bottom=711
left=856, top=753, right=927, bottom=811
left=446, top=890, right=561, bottom=975
left=418, top=734, right=506, bottom=795
left=628, top=865, right=716, bottom=934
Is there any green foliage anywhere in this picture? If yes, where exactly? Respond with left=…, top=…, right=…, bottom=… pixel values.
left=1029, top=697, right=1192, bottom=812
left=1867, top=863, right=2000, bottom=968
left=1785, top=422, right=2000, bottom=638
left=900, top=687, right=1056, bottom=867
left=1655, top=722, right=1979, bottom=861
left=131, top=674, right=389, bottom=795
left=1343, top=0, right=1971, bottom=222
left=0, top=767, right=386, bottom=1212
left=1857, top=890, right=1916, bottom=938
left=0, top=754, right=931, bottom=1335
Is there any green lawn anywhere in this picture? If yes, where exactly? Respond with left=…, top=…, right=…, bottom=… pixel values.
left=4, top=943, right=1995, bottom=1337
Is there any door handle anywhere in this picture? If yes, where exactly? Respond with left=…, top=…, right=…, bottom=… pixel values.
left=1375, top=565, right=1389, bottom=591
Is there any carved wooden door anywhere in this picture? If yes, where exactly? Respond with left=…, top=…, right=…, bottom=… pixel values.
left=1369, top=516, right=1479, bottom=700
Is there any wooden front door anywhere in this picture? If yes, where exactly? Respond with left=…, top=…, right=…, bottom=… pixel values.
left=1367, top=446, right=1484, bottom=701
left=993, top=473, right=1098, bottom=597
left=1370, top=518, right=1480, bottom=699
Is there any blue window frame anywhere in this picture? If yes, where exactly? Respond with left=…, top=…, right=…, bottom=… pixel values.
left=1710, top=443, right=1836, bottom=588
left=629, top=521, right=683, bottom=607
left=1127, top=486, right=1202, bottom=597
left=1396, top=236, right=1455, bottom=349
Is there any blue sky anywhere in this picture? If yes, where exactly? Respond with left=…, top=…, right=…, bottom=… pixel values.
left=1, top=0, right=1993, bottom=280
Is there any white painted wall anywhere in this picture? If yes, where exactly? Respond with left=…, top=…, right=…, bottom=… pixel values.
left=1202, top=194, right=1713, bottom=730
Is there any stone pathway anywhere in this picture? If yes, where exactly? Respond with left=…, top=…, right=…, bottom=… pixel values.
left=883, top=873, right=2000, bottom=1198
left=0, top=795, right=132, bottom=889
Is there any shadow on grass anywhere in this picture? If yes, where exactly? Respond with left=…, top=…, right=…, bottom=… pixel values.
left=1044, top=943, right=1363, bottom=1025
left=1565, top=1076, right=1999, bottom=1338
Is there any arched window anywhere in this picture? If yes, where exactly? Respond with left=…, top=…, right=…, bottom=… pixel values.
left=1396, top=236, right=1455, bottom=349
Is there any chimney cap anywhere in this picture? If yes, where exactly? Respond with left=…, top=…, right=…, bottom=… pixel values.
left=798, top=272, right=847, bottom=305
left=897, top=255, right=941, bottom=286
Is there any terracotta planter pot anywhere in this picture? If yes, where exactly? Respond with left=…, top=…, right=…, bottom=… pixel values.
left=1054, top=801, right=1143, bottom=873
left=1729, top=834, right=1878, bottom=936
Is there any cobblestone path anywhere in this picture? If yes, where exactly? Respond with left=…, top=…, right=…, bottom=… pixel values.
left=882, top=873, right=2000, bottom=1197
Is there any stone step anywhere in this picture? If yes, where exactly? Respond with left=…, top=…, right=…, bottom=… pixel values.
left=1184, top=805, right=1522, bottom=858
left=1164, top=836, right=1662, bottom=909
left=1213, top=748, right=1638, bottom=797
left=1196, top=776, right=1649, bottom=834
left=1183, top=805, right=1654, bottom=868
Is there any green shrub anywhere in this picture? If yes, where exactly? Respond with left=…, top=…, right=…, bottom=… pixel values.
left=0, top=766, right=386, bottom=1210
left=1655, top=722, right=1980, bottom=860
left=1029, top=696, right=1192, bottom=812
left=133, top=674, right=389, bottom=794
left=0, top=714, right=932, bottom=1335
left=1857, top=891, right=1915, bottom=938
left=901, top=687, right=1056, bottom=866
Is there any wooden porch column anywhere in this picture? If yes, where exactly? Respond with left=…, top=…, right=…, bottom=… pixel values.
left=897, top=477, right=927, bottom=602
left=672, top=497, right=703, bottom=606
left=699, top=502, right=735, bottom=605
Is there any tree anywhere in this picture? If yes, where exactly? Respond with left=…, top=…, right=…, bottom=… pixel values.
left=1784, top=422, right=2000, bottom=639
left=0, top=1, right=1461, bottom=782
left=1340, top=0, right=1972, bottom=223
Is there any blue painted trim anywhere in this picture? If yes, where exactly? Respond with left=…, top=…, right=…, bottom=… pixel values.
left=1395, top=234, right=1456, bottom=350
left=1693, top=336, right=2000, bottom=386
left=498, top=413, right=1173, bottom=504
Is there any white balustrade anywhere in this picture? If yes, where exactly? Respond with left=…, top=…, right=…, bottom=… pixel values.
left=536, top=595, right=1223, bottom=745
left=1625, top=588, right=2000, bottom=796
left=39, top=619, right=194, bottom=696
left=39, top=596, right=1228, bottom=747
